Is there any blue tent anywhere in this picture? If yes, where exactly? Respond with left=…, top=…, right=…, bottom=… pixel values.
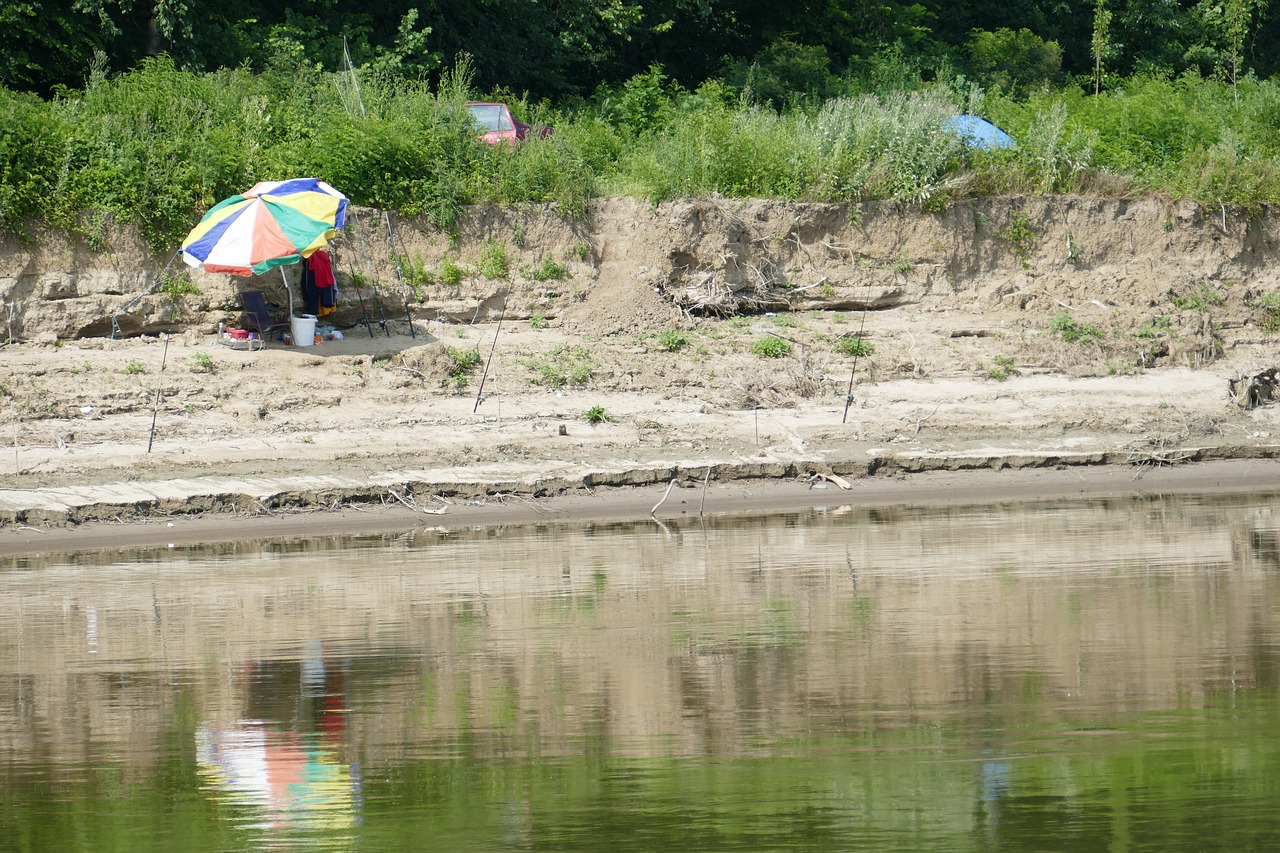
left=944, top=115, right=1016, bottom=150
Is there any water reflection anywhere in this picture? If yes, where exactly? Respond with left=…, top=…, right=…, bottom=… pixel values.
left=0, top=492, right=1279, bottom=851
left=195, top=647, right=360, bottom=844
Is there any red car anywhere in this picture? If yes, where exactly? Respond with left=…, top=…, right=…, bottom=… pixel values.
left=466, top=102, right=552, bottom=145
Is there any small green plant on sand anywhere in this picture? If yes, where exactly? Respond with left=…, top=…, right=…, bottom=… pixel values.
left=1257, top=293, right=1280, bottom=333
left=1170, top=283, right=1226, bottom=313
left=532, top=256, right=567, bottom=281
left=439, top=254, right=464, bottom=286
left=656, top=328, right=689, bottom=351
left=530, top=313, right=548, bottom=330
left=836, top=335, right=875, bottom=357
left=122, top=360, right=147, bottom=375
left=1049, top=311, right=1103, bottom=344
left=521, top=345, right=592, bottom=387
left=476, top=239, right=509, bottom=279
left=752, top=335, right=792, bottom=358
left=988, top=354, right=1016, bottom=381
left=584, top=405, right=610, bottom=424
left=189, top=352, right=215, bottom=374
left=448, top=346, right=482, bottom=387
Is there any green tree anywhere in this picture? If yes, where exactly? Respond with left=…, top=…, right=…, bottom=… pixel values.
left=1092, top=0, right=1114, bottom=94
left=1188, top=0, right=1267, bottom=100
left=1226, top=0, right=1268, bottom=99
left=966, top=27, right=1062, bottom=95
left=724, top=38, right=839, bottom=110
left=1, top=1, right=100, bottom=93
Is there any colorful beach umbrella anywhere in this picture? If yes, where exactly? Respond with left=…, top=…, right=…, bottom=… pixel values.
left=181, top=178, right=349, bottom=277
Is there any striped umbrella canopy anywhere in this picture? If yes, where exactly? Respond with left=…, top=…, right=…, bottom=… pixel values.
left=181, top=178, right=349, bottom=277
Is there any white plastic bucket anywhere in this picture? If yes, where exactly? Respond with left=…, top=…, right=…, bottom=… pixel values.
left=291, top=314, right=317, bottom=347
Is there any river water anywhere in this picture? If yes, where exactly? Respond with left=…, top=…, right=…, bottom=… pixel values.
left=2, top=491, right=1279, bottom=852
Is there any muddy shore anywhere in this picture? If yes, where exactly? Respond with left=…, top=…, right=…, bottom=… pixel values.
left=4, top=451, right=1280, bottom=558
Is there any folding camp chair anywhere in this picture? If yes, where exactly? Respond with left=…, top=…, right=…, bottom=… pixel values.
left=239, top=290, right=292, bottom=343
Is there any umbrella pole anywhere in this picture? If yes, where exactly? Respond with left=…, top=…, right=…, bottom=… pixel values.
left=280, top=267, right=295, bottom=319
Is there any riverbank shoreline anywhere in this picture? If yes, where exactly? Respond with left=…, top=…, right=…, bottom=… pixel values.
left=4, top=456, right=1278, bottom=558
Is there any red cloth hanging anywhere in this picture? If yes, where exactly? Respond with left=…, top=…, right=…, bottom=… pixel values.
left=307, top=250, right=335, bottom=288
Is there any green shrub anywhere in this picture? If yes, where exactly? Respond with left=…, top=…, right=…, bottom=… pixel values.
left=814, top=90, right=961, bottom=204
left=1257, top=293, right=1280, bottom=333
left=161, top=277, right=201, bottom=303
left=122, top=360, right=147, bottom=375
left=836, top=335, right=875, bottom=357
left=1170, top=283, right=1227, bottom=312
left=447, top=346, right=482, bottom=386
left=752, top=335, right=792, bottom=358
left=1049, top=311, right=1103, bottom=343
left=10, top=61, right=1280, bottom=254
left=439, top=255, right=464, bottom=286
left=476, top=239, right=509, bottom=279
left=394, top=252, right=429, bottom=291
left=189, top=352, right=215, bottom=373
left=656, top=328, right=689, bottom=351
left=532, top=256, right=567, bottom=281
left=468, top=132, right=594, bottom=218
left=999, top=210, right=1036, bottom=268
left=723, top=38, right=841, bottom=111
left=584, top=405, right=610, bottom=424
left=988, top=354, right=1015, bottom=381
left=521, top=345, right=592, bottom=387
left=1137, top=316, right=1173, bottom=338
left=964, top=28, right=1063, bottom=96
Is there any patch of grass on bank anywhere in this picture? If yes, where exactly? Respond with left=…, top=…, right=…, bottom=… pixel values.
left=521, top=346, right=592, bottom=387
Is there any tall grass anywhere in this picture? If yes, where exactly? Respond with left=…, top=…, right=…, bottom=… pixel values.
left=814, top=90, right=961, bottom=204
left=4, top=61, right=1280, bottom=250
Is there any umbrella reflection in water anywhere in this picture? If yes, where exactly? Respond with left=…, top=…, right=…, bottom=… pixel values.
left=196, top=644, right=360, bottom=839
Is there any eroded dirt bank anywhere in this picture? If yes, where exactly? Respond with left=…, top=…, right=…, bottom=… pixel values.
left=3, top=196, right=1280, bottom=536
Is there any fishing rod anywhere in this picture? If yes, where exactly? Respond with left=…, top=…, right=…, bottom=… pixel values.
left=472, top=291, right=508, bottom=413
left=146, top=332, right=171, bottom=453
left=383, top=211, right=416, bottom=339
left=841, top=304, right=870, bottom=424
left=334, top=222, right=375, bottom=339
left=112, top=251, right=181, bottom=340
left=350, top=273, right=375, bottom=339
left=348, top=209, right=391, bottom=337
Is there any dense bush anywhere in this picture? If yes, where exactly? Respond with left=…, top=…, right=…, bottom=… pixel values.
left=5, top=60, right=1280, bottom=251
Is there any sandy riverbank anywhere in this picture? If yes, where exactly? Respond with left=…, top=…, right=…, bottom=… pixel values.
left=4, top=456, right=1280, bottom=558
left=8, top=197, right=1280, bottom=556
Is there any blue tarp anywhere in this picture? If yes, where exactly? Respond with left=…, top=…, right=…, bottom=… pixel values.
left=944, top=115, right=1017, bottom=150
